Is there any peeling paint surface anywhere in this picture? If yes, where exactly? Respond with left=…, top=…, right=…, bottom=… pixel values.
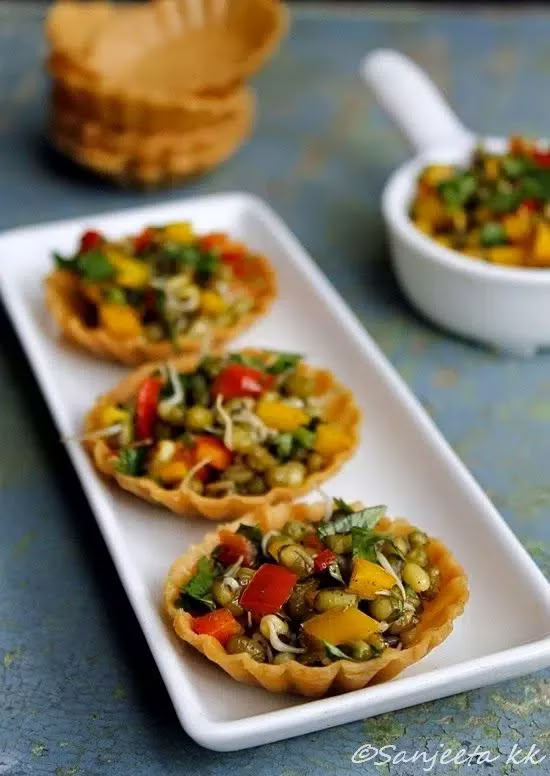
left=0, top=3, right=549, bottom=774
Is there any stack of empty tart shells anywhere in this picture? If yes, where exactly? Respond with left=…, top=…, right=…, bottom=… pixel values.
left=45, top=0, right=288, bottom=187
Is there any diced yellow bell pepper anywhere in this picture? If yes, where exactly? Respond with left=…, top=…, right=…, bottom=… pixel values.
left=348, top=558, right=396, bottom=600
left=200, top=290, right=226, bottom=315
left=163, top=222, right=194, bottom=244
left=99, top=303, right=143, bottom=338
left=451, top=209, right=467, bottom=232
left=256, top=400, right=309, bottom=432
left=106, top=250, right=150, bottom=289
left=413, top=219, right=433, bottom=236
left=419, top=164, right=456, bottom=188
left=434, top=235, right=453, bottom=249
left=532, top=223, right=550, bottom=265
left=485, top=246, right=525, bottom=266
left=99, top=404, right=128, bottom=427
left=155, top=460, right=188, bottom=485
left=413, top=196, right=448, bottom=229
left=313, top=423, right=349, bottom=457
left=503, top=209, right=531, bottom=242
left=484, top=157, right=500, bottom=181
left=303, top=606, right=380, bottom=645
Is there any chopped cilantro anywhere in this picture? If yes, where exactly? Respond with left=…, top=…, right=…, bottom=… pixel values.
left=236, top=523, right=263, bottom=545
left=438, top=173, right=476, bottom=208
left=53, top=252, right=75, bottom=271
left=115, top=447, right=146, bottom=476
left=177, top=556, right=217, bottom=612
left=266, top=352, right=302, bottom=375
left=318, top=504, right=387, bottom=540
left=77, top=251, right=115, bottom=282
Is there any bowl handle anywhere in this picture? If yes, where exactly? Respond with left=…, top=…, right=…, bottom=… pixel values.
left=360, top=49, right=473, bottom=154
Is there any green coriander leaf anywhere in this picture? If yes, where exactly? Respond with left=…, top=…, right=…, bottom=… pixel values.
left=161, top=243, right=199, bottom=263
left=195, top=250, right=220, bottom=283
left=502, top=155, right=529, bottom=178
left=351, top=527, right=398, bottom=562
left=236, top=523, right=263, bottom=546
left=318, top=504, right=387, bottom=540
left=485, top=190, right=521, bottom=213
left=523, top=169, right=550, bottom=199
left=53, top=251, right=76, bottom=271
left=438, top=173, right=476, bottom=209
left=266, top=352, right=303, bottom=374
left=332, top=497, right=354, bottom=515
left=77, top=250, right=115, bottom=282
left=115, top=447, right=146, bottom=476
left=178, top=556, right=217, bottom=612
left=227, top=352, right=267, bottom=371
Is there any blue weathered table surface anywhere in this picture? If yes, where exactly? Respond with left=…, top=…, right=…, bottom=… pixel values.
left=1, top=3, right=549, bottom=775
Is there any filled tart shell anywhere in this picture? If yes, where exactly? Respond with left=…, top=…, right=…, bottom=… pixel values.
left=84, top=354, right=361, bottom=519
left=163, top=502, right=469, bottom=696
left=44, top=231, right=275, bottom=364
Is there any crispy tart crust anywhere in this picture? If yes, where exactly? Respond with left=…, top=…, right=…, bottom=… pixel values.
left=45, top=237, right=275, bottom=364
left=84, top=353, right=361, bottom=519
left=163, top=502, right=469, bottom=696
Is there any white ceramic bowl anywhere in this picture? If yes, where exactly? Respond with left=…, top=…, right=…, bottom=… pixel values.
left=362, top=49, right=550, bottom=356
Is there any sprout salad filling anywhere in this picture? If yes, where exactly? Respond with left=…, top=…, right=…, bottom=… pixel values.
left=53, top=223, right=266, bottom=342
left=411, top=135, right=550, bottom=267
left=90, top=351, right=351, bottom=498
left=179, top=501, right=441, bottom=664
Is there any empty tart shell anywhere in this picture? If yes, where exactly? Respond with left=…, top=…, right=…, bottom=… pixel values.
left=50, top=87, right=254, bottom=161
left=164, top=502, right=469, bottom=697
left=45, top=1, right=118, bottom=69
left=49, top=73, right=249, bottom=134
left=83, top=354, right=361, bottom=520
left=84, top=0, right=287, bottom=95
left=48, top=86, right=254, bottom=185
left=45, top=221, right=273, bottom=363
left=46, top=0, right=288, bottom=108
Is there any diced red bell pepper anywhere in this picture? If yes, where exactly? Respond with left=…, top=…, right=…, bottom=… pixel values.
left=211, top=364, right=274, bottom=400
left=313, top=548, right=338, bottom=573
left=303, top=532, right=324, bottom=551
left=193, top=435, right=232, bottom=471
left=198, top=232, right=228, bottom=252
left=533, top=149, right=550, bottom=168
left=192, top=608, right=242, bottom=646
left=134, top=227, right=155, bottom=253
left=240, top=563, right=297, bottom=616
left=135, top=376, right=163, bottom=439
left=80, top=229, right=103, bottom=252
left=522, top=199, right=540, bottom=212
left=216, top=530, right=256, bottom=568
left=221, top=249, right=249, bottom=279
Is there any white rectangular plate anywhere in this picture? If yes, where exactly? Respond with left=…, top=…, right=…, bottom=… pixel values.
left=1, top=193, right=549, bottom=751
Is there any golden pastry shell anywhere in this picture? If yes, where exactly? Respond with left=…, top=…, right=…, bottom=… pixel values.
left=164, top=501, right=469, bottom=696
left=84, top=352, right=361, bottom=519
